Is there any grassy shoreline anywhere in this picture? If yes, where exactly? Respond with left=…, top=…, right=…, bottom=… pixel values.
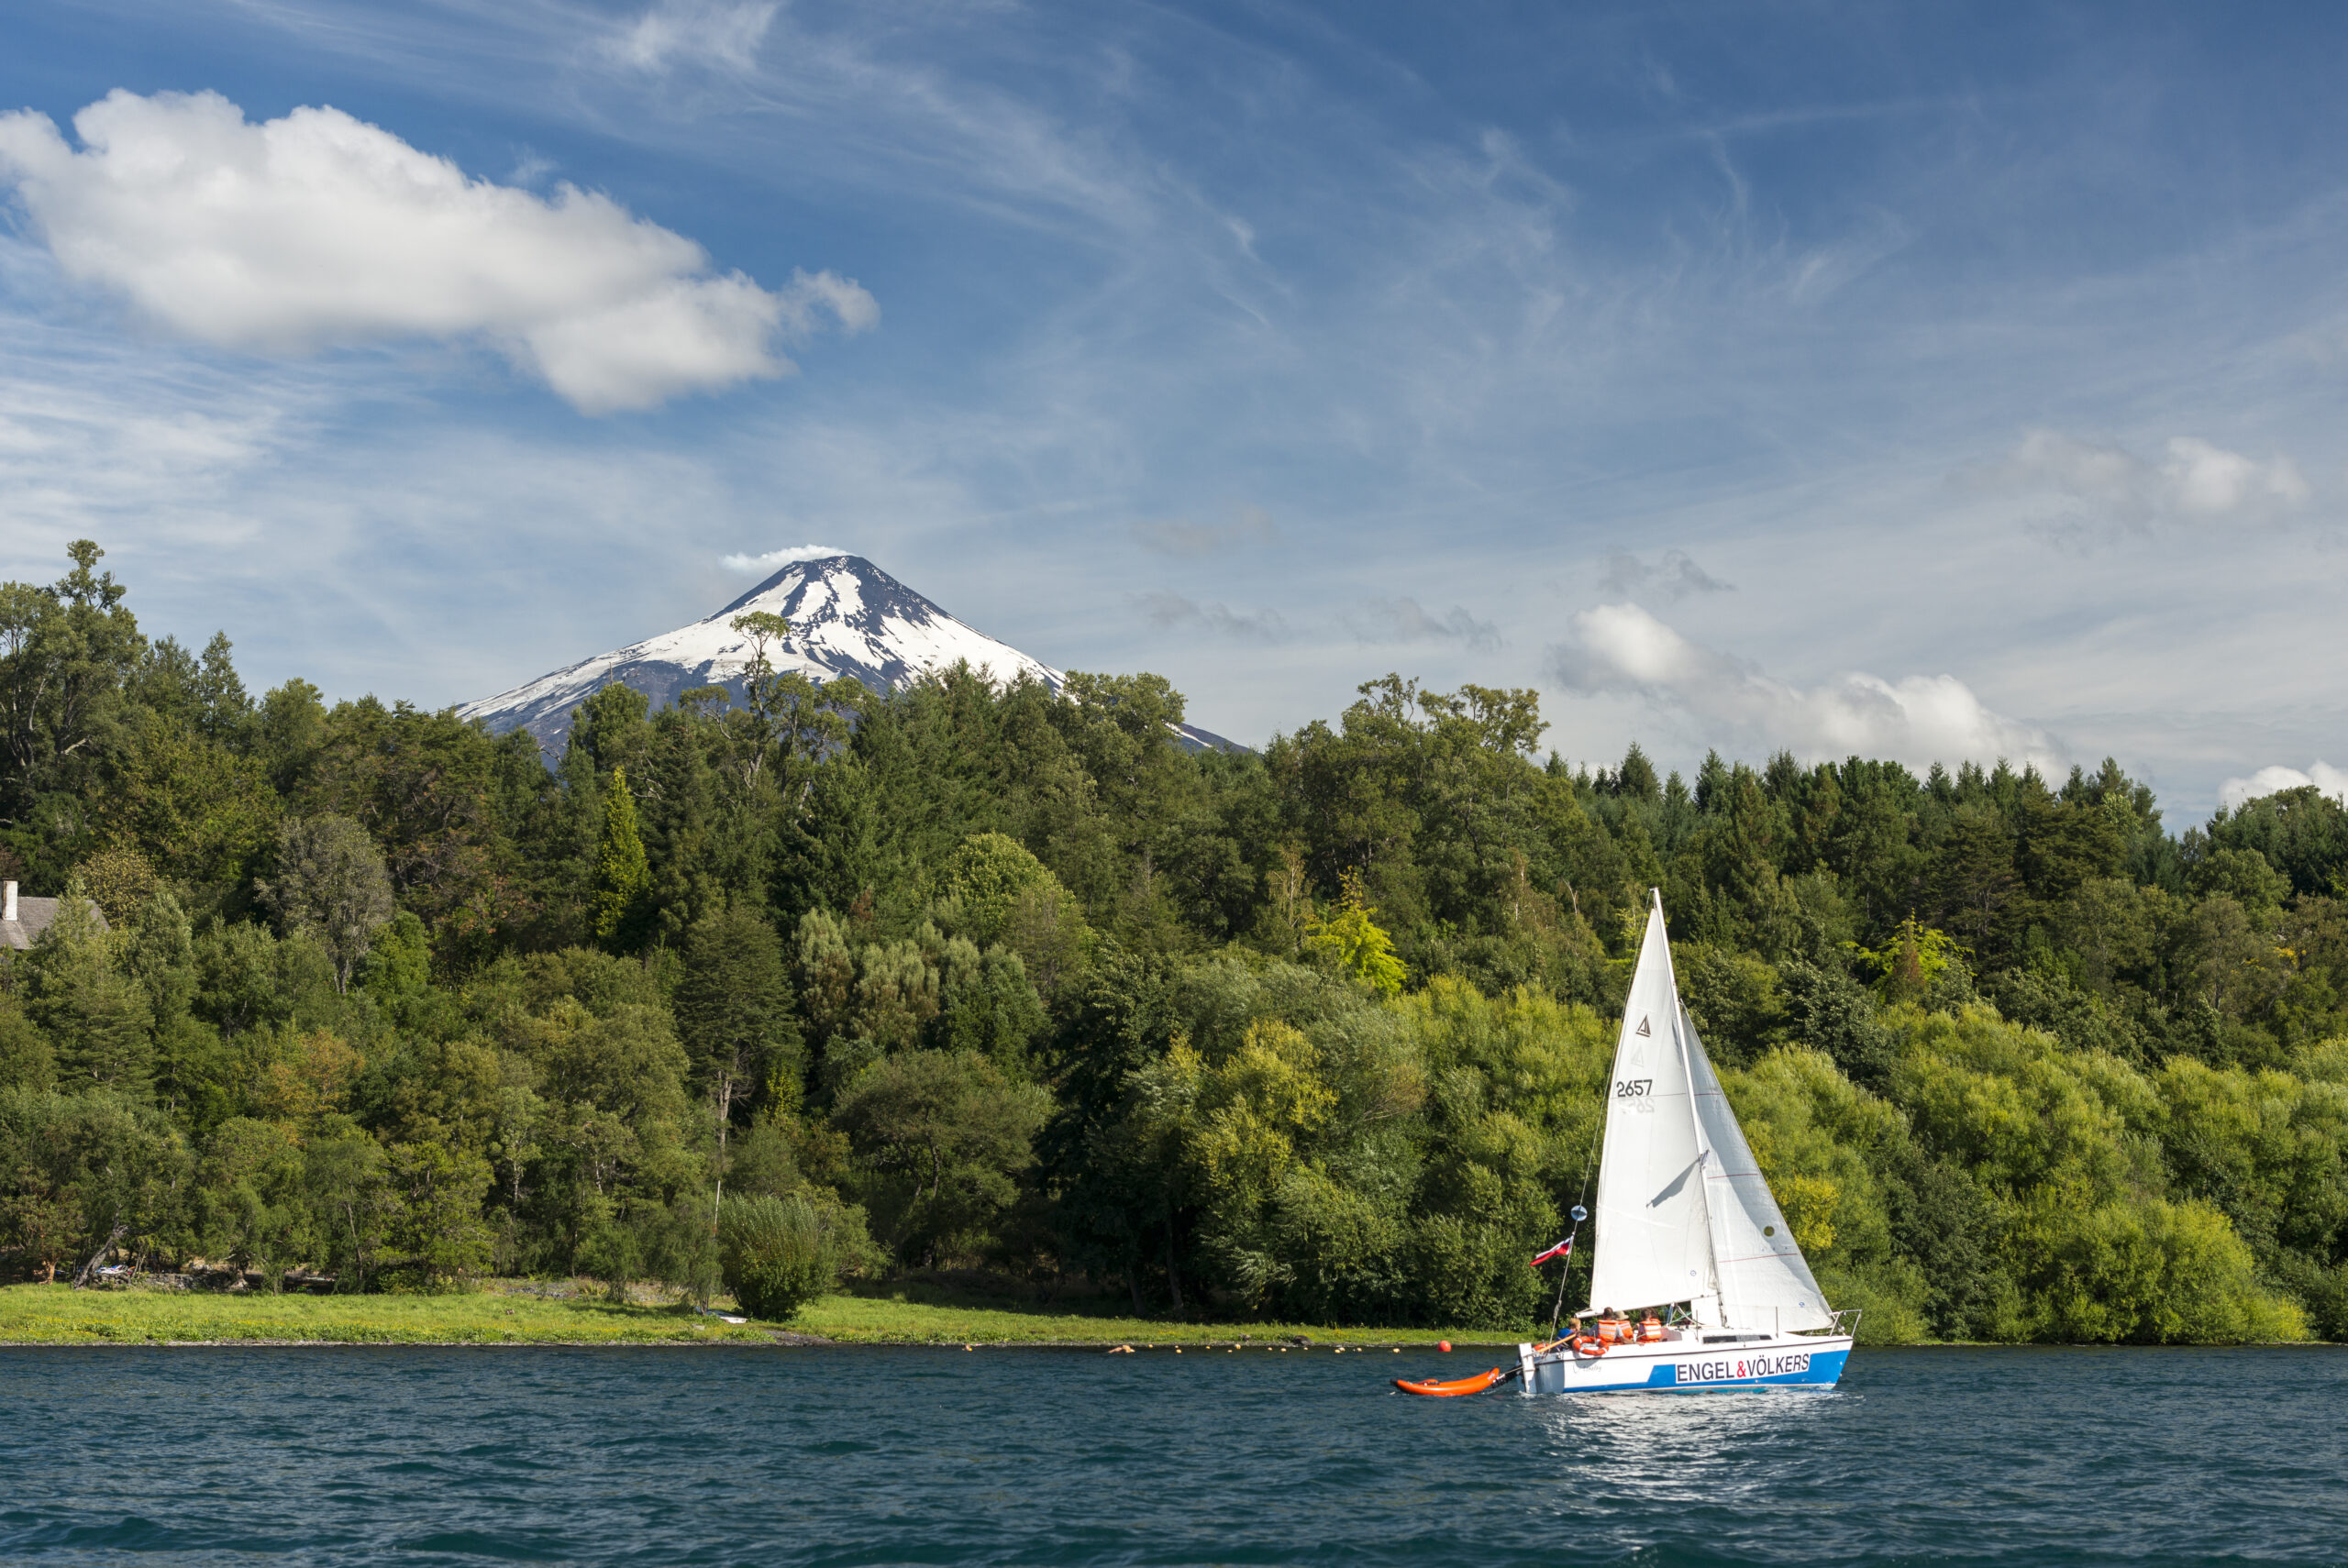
left=0, top=1280, right=1523, bottom=1348
left=3, top=1286, right=2322, bottom=1349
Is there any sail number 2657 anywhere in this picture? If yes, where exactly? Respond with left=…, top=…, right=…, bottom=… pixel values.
left=1612, top=1078, right=1655, bottom=1098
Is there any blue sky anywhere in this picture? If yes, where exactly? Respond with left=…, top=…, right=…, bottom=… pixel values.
left=2, top=1, right=2343, bottom=818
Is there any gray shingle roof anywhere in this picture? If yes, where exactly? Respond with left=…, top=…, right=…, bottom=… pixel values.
left=1, top=894, right=109, bottom=951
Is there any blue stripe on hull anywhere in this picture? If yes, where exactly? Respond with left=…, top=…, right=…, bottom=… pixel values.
left=1524, top=1342, right=1849, bottom=1396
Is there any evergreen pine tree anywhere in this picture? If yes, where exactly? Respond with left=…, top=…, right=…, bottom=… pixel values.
left=594, top=767, right=651, bottom=947
left=27, top=878, right=155, bottom=1096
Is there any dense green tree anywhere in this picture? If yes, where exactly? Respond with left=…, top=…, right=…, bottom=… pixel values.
left=932, top=942, right=1047, bottom=1069
left=831, top=1049, right=1049, bottom=1267
left=676, top=902, right=802, bottom=1191
left=717, top=1191, right=869, bottom=1320
left=258, top=814, right=395, bottom=993
left=0, top=998, right=57, bottom=1091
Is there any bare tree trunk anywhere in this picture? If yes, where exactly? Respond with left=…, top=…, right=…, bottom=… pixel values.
left=713, top=1068, right=736, bottom=1225
left=72, top=1221, right=128, bottom=1290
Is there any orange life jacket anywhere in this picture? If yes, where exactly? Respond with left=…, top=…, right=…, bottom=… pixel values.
left=1637, top=1315, right=1667, bottom=1342
left=1598, top=1316, right=1632, bottom=1343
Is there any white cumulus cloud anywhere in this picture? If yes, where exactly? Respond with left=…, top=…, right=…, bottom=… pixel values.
left=0, top=90, right=875, bottom=414
left=1988, top=428, right=2309, bottom=542
left=2218, top=762, right=2348, bottom=812
left=1548, top=602, right=2062, bottom=771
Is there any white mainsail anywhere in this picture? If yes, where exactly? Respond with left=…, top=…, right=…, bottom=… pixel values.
left=1587, top=891, right=1833, bottom=1331
left=1587, top=898, right=1716, bottom=1317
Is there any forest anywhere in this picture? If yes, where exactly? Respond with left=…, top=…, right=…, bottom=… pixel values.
left=4, top=539, right=2346, bottom=1343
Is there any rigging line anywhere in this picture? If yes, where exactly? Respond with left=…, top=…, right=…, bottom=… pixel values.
left=1549, top=1090, right=1607, bottom=1341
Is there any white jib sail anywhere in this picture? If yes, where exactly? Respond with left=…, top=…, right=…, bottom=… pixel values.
left=1588, top=895, right=1717, bottom=1318
left=1683, top=1003, right=1834, bottom=1332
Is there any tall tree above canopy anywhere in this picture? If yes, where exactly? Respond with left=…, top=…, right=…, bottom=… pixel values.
left=0, top=542, right=147, bottom=878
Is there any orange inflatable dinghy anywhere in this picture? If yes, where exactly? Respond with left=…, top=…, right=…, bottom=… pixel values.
left=1394, top=1366, right=1510, bottom=1397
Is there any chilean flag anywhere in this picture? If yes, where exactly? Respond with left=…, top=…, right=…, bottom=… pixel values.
left=1529, top=1236, right=1573, bottom=1269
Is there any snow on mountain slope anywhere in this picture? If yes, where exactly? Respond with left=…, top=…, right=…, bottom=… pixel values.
left=459, top=553, right=1238, bottom=757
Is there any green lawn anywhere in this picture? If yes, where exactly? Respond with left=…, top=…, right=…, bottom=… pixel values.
left=0, top=1278, right=1524, bottom=1348
left=0, top=1282, right=771, bottom=1345
left=797, top=1284, right=1519, bottom=1347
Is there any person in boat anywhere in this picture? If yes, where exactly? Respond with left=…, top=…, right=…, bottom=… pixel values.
left=1597, top=1309, right=1632, bottom=1345
left=1637, top=1311, right=1667, bottom=1342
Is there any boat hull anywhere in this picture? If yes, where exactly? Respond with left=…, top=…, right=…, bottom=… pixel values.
left=1516, top=1333, right=1851, bottom=1395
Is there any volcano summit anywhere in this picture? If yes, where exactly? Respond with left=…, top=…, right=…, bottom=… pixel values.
left=459, top=553, right=1235, bottom=756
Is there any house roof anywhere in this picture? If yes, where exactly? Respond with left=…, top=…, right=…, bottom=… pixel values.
left=1, top=896, right=108, bottom=951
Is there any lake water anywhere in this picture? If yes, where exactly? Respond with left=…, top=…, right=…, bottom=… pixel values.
left=3, top=1343, right=2342, bottom=1564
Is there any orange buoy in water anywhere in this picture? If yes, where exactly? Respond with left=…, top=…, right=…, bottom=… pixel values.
left=1437, top=1340, right=1453, bottom=1353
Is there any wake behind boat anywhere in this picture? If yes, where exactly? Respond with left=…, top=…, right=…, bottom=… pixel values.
left=1401, top=890, right=1855, bottom=1397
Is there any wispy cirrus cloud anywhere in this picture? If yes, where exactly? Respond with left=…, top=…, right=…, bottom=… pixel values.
left=1597, top=547, right=1734, bottom=602
left=1129, top=507, right=1276, bottom=558
left=1346, top=597, right=1501, bottom=651
left=602, top=1, right=778, bottom=75
left=1137, top=590, right=1290, bottom=644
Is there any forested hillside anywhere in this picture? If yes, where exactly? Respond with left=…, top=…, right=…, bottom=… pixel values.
left=4, top=541, right=2344, bottom=1343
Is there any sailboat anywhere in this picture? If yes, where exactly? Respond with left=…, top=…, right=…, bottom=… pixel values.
left=1400, top=890, right=1855, bottom=1397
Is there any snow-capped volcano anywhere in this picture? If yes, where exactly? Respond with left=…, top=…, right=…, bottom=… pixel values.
left=460, top=554, right=1061, bottom=756
left=460, top=553, right=1238, bottom=757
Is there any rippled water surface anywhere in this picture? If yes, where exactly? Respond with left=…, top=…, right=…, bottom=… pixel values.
left=4, top=1343, right=2343, bottom=1565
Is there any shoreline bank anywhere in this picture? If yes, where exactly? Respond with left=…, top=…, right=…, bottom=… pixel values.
left=0, top=1280, right=1523, bottom=1349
